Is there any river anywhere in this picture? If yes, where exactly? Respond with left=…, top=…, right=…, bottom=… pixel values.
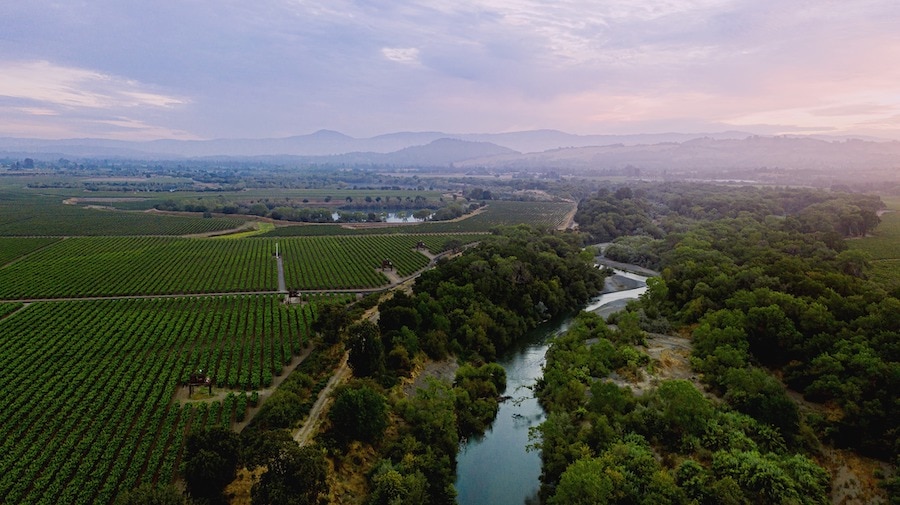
left=454, top=270, right=649, bottom=505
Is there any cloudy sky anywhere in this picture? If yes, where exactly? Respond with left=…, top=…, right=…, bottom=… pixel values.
left=2, top=1, right=899, bottom=140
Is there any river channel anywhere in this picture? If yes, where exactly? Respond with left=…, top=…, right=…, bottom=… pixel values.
left=454, top=269, right=649, bottom=505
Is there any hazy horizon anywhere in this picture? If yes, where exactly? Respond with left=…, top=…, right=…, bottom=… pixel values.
left=3, top=1, right=899, bottom=141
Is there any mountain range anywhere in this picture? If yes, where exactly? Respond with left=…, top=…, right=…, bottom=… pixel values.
left=0, top=129, right=764, bottom=159
left=2, top=131, right=899, bottom=182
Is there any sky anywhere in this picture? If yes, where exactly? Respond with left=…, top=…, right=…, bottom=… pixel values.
left=1, top=0, right=899, bottom=141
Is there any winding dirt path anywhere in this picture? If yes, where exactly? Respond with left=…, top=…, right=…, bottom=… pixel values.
left=293, top=352, right=351, bottom=446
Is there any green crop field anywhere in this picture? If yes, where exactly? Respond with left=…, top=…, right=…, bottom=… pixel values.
left=0, top=234, right=483, bottom=299
left=0, top=295, right=326, bottom=505
left=83, top=188, right=445, bottom=211
left=0, top=237, right=278, bottom=299
left=0, top=302, right=23, bottom=320
left=848, top=202, right=900, bottom=292
left=0, top=237, right=60, bottom=265
left=278, top=234, right=483, bottom=290
left=0, top=191, right=246, bottom=236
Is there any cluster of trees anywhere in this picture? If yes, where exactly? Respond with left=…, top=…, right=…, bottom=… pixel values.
left=535, top=312, right=831, bottom=505
left=351, top=364, right=502, bottom=505
left=574, top=186, right=662, bottom=242
left=591, top=184, right=883, bottom=270
left=535, top=182, right=898, bottom=501
left=151, top=197, right=487, bottom=223
left=313, top=226, right=605, bottom=504
left=180, top=426, right=329, bottom=505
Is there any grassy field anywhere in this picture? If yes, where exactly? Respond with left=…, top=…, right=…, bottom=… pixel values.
left=848, top=196, right=900, bottom=292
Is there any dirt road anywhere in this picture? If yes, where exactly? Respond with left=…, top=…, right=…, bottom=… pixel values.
left=292, top=352, right=351, bottom=446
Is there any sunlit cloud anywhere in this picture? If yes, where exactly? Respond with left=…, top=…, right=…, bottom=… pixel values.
left=16, top=107, right=59, bottom=116
left=381, top=47, right=421, bottom=64
left=0, top=60, right=187, bottom=110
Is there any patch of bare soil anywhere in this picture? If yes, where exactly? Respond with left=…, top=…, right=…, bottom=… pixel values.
left=226, top=466, right=264, bottom=505
left=401, top=358, right=459, bottom=397
left=377, top=267, right=402, bottom=285
left=603, top=332, right=705, bottom=397
left=823, top=447, right=892, bottom=505
left=557, top=200, right=578, bottom=230
left=328, top=441, right=379, bottom=505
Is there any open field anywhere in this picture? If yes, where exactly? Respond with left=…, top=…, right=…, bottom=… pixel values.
left=0, top=295, right=328, bottom=505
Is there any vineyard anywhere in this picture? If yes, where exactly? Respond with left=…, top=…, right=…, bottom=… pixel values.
left=0, top=237, right=60, bottom=265
left=0, top=195, right=246, bottom=236
left=0, top=302, right=23, bottom=320
left=0, top=237, right=278, bottom=299
left=279, top=234, right=483, bottom=289
left=0, top=295, right=327, bottom=505
left=0, top=179, right=564, bottom=504
left=0, top=234, right=482, bottom=299
left=848, top=199, right=900, bottom=292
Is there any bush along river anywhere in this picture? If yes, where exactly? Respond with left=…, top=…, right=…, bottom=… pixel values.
left=454, top=268, right=650, bottom=505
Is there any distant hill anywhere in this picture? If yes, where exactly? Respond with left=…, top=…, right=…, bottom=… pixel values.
left=2, top=132, right=899, bottom=183
left=0, top=129, right=757, bottom=159
left=457, top=136, right=900, bottom=173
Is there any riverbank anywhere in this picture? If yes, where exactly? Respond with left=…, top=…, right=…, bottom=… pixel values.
left=456, top=267, right=651, bottom=504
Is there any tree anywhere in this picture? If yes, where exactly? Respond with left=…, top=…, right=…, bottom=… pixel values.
left=368, top=461, right=428, bottom=505
left=328, top=382, right=388, bottom=445
left=721, top=368, right=799, bottom=437
left=346, top=320, right=385, bottom=378
left=311, top=301, right=350, bottom=344
left=549, top=457, right=615, bottom=505
left=653, top=380, right=715, bottom=442
left=252, top=445, right=329, bottom=505
left=182, top=426, right=240, bottom=505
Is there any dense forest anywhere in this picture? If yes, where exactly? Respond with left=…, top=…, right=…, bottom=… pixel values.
left=536, top=183, right=898, bottom=503
left=338, top=226, right=608, bottom=504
